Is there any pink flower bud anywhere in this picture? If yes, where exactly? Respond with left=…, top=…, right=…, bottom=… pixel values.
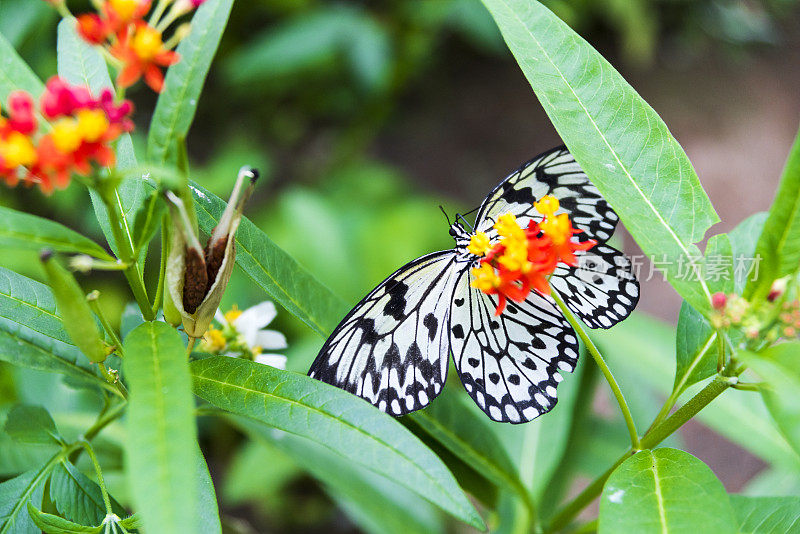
left=711, top=292, right=727, bottom=310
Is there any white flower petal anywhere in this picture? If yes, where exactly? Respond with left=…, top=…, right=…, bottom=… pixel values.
left=214, top=309, right=227, bottom=326
left=253, top=329, right=288, bottom=350
left=234, top=301, right=277, bottom=339
left=254, top=353, right=287, bottom=370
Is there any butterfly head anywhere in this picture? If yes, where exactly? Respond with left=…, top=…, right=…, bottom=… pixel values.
left=449, top=218, right=473, bottom=250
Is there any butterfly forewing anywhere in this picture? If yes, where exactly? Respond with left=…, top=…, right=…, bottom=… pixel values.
left=475, top=147, right=618, bottom=243
left=448, top=269, right=580, bottom=423
left=550, top=244, right=640, bottom=329
left=309, top=251, right=461, bottom=416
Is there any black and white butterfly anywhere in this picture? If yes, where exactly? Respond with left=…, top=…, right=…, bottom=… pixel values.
left=308, top=146, right=639, bottom=423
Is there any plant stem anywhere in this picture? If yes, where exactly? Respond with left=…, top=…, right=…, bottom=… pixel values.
left=151, top=216, right=169, bottom=317
left=551, top=290, right=640, bottom=450
left=100, top=185, right=155, bottom=321
left=87, top=292, right=124, bottom=356
left=546, top=374, right=735, bottom=532
left=78, top=440, right=113, bottom=513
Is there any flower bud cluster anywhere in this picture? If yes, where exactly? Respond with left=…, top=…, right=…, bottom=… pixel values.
left=0, top=77, right=133, bottom=193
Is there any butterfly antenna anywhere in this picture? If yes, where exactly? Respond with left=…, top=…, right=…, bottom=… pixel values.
left=439, top=205, right=452, bottom=226
left=462, top=204, right=480, bottom=217
left=456, top=213, right=474, bottom=232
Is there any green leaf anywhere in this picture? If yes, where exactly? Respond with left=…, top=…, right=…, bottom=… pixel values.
left=673, top=302, right=716, bottom=395
left=0, top=207, right=112, bottom=261
left=704, top=233, right=734, bottom=295
left=4, top=404, right=59, bottom=445
left=408, top=388, right=527, bottom=501
left=748, top=124, right=800, bottom=299
left=244, top=423, right=444, bottom=534
left=599, top=448, right=737, bottom=534
left=189, top=181, right=348, bottom=336
left=741, top=344, right=800, bottom=458
left=190, top=357, right=483, bottom=528
left=49, top=461, right=125, bottom=527
left=0, top=267, right=108, bottom=390
left=729, top=212, right=768, bottom=293
left=0, top=31, right=44, bottom=101
left=26, top=504, right=101, bottom=534
left=0, top=470, right=46, bottom=534
left=0, top=0, right=55, bottom=48
left=123, top=321, right=197, bottom=534
left=481, top=0, right=718, bottom=314
left=56, top=17, right=143, bottom=256
left=147, top=0, right=234, bottom=165
left=194, top=446, right=222, bottom=534
left=731, top=495, right=800, bottom=533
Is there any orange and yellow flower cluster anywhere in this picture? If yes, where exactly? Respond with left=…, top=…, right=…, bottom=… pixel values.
left=0, top=77, right=134, bottom=193
left=72, top=0, right=205, bottom=92
left=468, top=196, right=596, bottom=315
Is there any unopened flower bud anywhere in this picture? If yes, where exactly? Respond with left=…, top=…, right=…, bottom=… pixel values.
left=711, top=292, right=727, bottom=310
left=70, top=254, right=95, bottom=273
left=40, top=250, right=107, bottom=364
left=768, top=277, right=789, bottom=302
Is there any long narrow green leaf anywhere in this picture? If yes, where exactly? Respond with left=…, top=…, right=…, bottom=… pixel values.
left=0, top=206, right=112, bottom=260
left=0, top=267, right=108, bottom=390
left=0, top=32, right=44, bottom=101
left=481, top=0, right=719, bottom=314
left=189, top=181, right=348, bottom=336
left=241, top=421, right=444, bottom=534
left=732, top=495, right=800, bottom=533
left=56, top=18, right=143, bottom=255
left=123, top=322, right=197, bottom=534
left=147, top=0, right=234, bottom=164
left=408, top=388, right=527, bottom=501
left=194, top=447, right=222, bottom=534
left=49, top=461, right=126, bottom=527
left=748, top=124, right=800, bottom=299
left=0, top=470, right=46, bottom=534
left=191, top=357, right=483, bottom=528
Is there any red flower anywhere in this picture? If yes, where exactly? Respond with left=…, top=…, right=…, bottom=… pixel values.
left=77, top=13, right=111, bottom=45
left=469, top=197, right=596, bottom=315
left=111, top=23, right=179, bottom=92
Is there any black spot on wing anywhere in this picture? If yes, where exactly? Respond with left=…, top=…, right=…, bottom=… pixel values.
left=423, top=313, right=438, bottom=341
left=383, top=281, right=408, bottom=320
left=452, top=324, right=465, bottom=339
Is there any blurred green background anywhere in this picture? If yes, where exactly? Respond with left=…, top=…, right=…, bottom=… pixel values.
left=1, top=0, right=799, bottom=531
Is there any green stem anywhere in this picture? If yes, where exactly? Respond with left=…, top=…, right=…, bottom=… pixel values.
left=87, top=292, right=124, bottom=356
left=551, top=290, right=640, bottom=450
left=68, top=400, right=127, bottom=465
left=78, top=440, right=113, bottom=514
left=151, top=216, right=169, bottom=316
left=717, top=329, right=726, bottom=372
left=100, top=185, right=155, bottom=321
left=547, top=375, right=735, bottom=532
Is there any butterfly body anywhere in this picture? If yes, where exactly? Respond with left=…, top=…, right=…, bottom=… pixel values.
left=309, top=146, right=639, bottom=423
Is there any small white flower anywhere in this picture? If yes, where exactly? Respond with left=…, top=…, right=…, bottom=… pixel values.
left=214, top=301, right=288, bottom=369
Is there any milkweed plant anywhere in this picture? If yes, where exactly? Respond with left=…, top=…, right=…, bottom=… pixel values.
left=0, top=1, right=798, bottom=533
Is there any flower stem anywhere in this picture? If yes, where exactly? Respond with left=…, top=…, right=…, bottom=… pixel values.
left=78, top=440, right=113, bottom=513
left=546, top=374, right=735, bottom=532
left=151, top=216, right=169, bottom=317
left=87, top=291, right=124, bottom=356
left=99, top=184, right=155, bottom=321
left=551, top=290, right=640, bottom=451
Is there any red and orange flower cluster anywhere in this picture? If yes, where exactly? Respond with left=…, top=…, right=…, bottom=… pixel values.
left=468, top=196, right=596, bottom=315
left=70, top=0, right=205, bottom=92
left=0, top=77, right=133, bottom=193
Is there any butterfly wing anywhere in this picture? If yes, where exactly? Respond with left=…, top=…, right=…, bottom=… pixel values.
left=550, top=243, right=640, bottom=329
left=475, top=146, right=618, bottom=243
left=309, top=251, right=460, bottom=416
left=448, top=269, right=580, bottom=423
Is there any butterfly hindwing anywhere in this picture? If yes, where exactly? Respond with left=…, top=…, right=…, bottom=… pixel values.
left=309, top=251, right=460, bottom=416
left=550, top=244, right=640, bottom=329
left=475, top=146, right=618, bottom=243
left=448, top=269, right=580, bottom=423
